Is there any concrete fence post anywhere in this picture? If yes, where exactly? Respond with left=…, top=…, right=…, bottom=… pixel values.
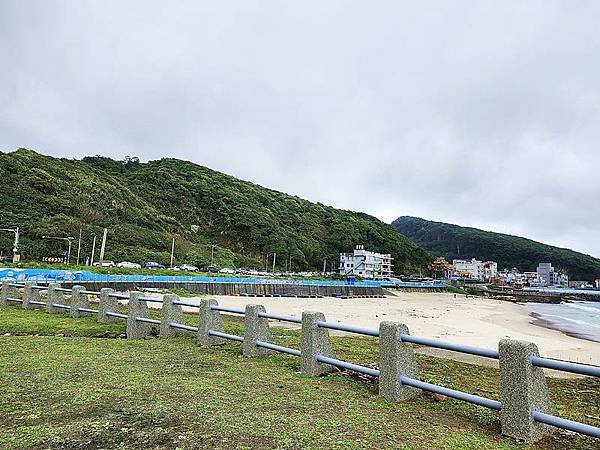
left=22, top=282, right=32, bottom=308
left=0, top=281, right=11, bottom=307
left=197, top=298, right=226, bottom=346
left=243, top=304, right=273, bottom=357
left=46, top=284, right=65, bottom=314
left=70, top=285, right=90, bottom=318
left=499, top=339, right=554, bottom=442
left=98, top=288, right=118, bottom=323
left=126, top=291, right=153, bottom=339
left=160, top=294, right=185, bottom=338
left=378, top=321, right=420, bottom=401
left=300, top=311, right=335, bottom=376
left=22, top=282, right=40, bottom=309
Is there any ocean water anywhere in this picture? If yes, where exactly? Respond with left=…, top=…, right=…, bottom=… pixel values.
left=525, top=301, right=600, bottom=342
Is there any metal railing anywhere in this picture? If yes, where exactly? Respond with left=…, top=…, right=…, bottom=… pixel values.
left=1, top=280, right=599, bottom=441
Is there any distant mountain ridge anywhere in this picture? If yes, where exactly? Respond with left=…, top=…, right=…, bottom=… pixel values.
left=392, top=216, right=600, bottom=281
left=0, top=149, right=432, bottom=273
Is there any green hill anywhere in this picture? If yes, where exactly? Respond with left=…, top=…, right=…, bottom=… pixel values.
left=392, top=216, right=600, bottom=281
left=0, top=149, right=431, bottom=273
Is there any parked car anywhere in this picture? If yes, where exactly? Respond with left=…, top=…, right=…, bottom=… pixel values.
left=177, top=264, right=199, bottom=272
left=100, top=260, right=115, bottom=267
left=204, top=265, right=219, bottom=273
left=117, top=261, right=141, bottom=269
left=219, top=268, right=235, bottom=274
left=0, top=255, right=13, bottom=263
left=144, top=261, right=165, bottom=270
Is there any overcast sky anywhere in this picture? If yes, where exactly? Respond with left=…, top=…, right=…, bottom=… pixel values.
left=2, top=1, right=600, bottom=257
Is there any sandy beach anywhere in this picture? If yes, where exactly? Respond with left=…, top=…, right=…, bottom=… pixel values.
left=149, top=291, right=599, bottom=374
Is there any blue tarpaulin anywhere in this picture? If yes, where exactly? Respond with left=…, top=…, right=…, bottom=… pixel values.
left=0, top=267, right=447, bottom=288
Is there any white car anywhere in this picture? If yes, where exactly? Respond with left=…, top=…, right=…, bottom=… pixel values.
left=178, top=264, right=199, bottom=272
left=117, top=261, right=141, bottom=269
left=219, top=268, right=236, bottom=274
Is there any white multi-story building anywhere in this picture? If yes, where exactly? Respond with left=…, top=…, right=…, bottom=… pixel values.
left=452, top=258, right=485, bottom=280
left=339, top=245, right=393, bottom=279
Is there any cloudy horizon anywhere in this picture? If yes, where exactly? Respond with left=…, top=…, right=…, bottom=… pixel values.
left=2, top=1, right=600, bottom=258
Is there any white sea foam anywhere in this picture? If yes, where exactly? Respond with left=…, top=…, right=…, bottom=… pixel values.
left=525, top=301, right=600, bottom=341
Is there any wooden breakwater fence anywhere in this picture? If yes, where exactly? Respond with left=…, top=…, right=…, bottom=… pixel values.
left=57, top=280, right=385, bottom=298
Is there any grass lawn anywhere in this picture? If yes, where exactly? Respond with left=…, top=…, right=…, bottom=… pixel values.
left=0, top=306, right=598, bottom=449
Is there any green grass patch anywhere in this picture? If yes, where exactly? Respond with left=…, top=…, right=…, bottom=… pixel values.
left=0, top=306, right=598, bottom=449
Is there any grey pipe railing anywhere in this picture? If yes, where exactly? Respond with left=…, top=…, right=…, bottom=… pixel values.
left=169, top=322, right=199, bottom=332
left=172, top=300, right=200, bottom=308
left=316, top=354, right=380, bottom=377
left=6, top=297, right=23, bottom=303
left=531, top=355, right=600, bottom=378
left=209, top=305, right=245, bottom=315
left=80, top=290, right=101, bottom=296
left=54, top=287, right=71, bottom=293
left=207, top=329, right=244, bottom=342
left=52, top=303, right=71, bottom=310
left=139, top=296, right=163, bottom=303
left=533, top=410, right=600, bottom=438
left=105, top=311, right=128, bottom=320
left=257, top=311, right=302, bottom=324
left=256, top=339, right=301, bottom=356
left=399, top=376, right=502, bottom=411
left=135, top=317, right=160, bottom=325
left=316, top=321, right=379, bottom=337
left=400, top=334, right=500, bottom=360
left=77, top=307, right=99, bottom=314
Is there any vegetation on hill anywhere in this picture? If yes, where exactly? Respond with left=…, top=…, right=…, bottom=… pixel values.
left=1, top=307, right=598, bottom=449
left=0, top=149, right=431, bottom=273
left=392, top=216, right=600, bottom=281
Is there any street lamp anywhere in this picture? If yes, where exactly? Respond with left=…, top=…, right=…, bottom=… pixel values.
left=0, top=227, right=20, bottom=262
left=42, top=235, right=75, bottom=265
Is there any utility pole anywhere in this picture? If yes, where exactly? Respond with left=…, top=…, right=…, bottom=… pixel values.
left=0, top=227, right=20, bottom=262
left=14, top=227, right=19, bottom=262
left=90, top=235, right=96, bottom=266
left=211, top=244, right=215, bottom=267
left=272, top=252, right=276, bottom=273
left=76, top=228, right=82, bottom=265
left=289, top=255, right=292, bottom=273
left=67, top=238, right=73, bottom=264
left=265, top=253, right=269, bottom=272
left=323, top=258, right=327, bottom=274
left=170, top=236, right=175, bottom=267
left=99, top=228, right=108, bottom=263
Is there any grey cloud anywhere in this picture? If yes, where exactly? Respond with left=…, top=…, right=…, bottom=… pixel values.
left=1, top=1, right=599, bottom=257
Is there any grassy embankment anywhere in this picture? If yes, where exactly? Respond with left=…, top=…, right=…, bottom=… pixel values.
left=0, top=262, right=349, bottom=282
left=0, top=307, right=598, bottom=449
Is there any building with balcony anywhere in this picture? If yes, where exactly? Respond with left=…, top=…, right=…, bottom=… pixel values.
left=339, top=245, right=393, bottom=279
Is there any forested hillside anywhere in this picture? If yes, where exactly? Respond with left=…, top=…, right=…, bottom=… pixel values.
left=392, top=216, right=600, bottom=281
left=0, top=149, right=431, bottom=273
